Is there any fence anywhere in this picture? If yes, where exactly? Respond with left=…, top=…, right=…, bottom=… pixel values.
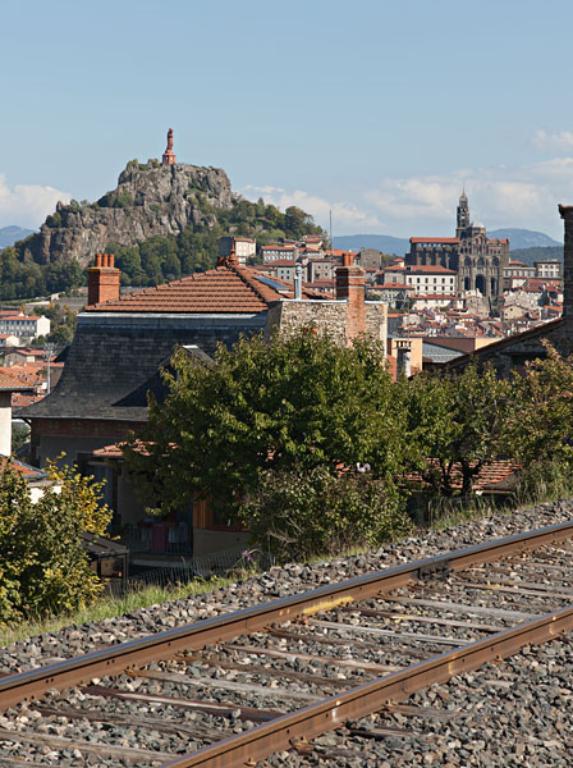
left=107, top=545, right=273, bottom=597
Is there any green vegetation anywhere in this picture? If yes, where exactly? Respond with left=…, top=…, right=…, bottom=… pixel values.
left=0, top=196, right=325, bottom=299
left=0, top=463, right=111, bottom=624
left=0, top=247, right=83, bottom=301
left=126, top=332, right=409, bottom=560
left=108, top=200, right=324, bottom=287
left=128, top=332, right=573, bottom=561
left=0, top=576, right=231, bottom=648
left=510, top=245, right=562, bottom=265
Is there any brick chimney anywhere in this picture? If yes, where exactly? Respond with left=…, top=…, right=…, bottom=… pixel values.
left=342, top=251, right=355, bottom=267
left=88, top=253, right=121, bottom=306
left=336, top=265, right=366, bottom=343
left=559, top=204, right=573, bottom=320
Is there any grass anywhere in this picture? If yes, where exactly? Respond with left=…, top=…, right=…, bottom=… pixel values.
left=0, top=576, right=232, bottom=649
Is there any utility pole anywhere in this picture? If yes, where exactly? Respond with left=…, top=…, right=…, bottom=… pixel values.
left=45, top=344, right=54, bottom=395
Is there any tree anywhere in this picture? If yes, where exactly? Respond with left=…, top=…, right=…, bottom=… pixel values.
left=404, top=365, right=512, bottom=498
left=0, top=462, right=112, bottom=623
left=126, top=331, right=406, bottom=529
left=505, top=343, right=573, bottom=469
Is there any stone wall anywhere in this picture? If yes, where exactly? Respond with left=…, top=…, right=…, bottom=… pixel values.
left=266, top=299, right=387, bottom=349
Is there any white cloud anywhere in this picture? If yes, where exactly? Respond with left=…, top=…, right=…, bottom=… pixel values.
left=533, top=129, right=573, bottom=152
left=0, top=175, right=71, bottom=229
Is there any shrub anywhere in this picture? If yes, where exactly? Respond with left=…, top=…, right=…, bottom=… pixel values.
left=239, top=465, right=412, bottom=562
left=0, top=462, right=112, bottom=624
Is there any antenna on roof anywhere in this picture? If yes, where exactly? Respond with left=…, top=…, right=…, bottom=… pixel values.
left=329, top=208, right=333, bottom=251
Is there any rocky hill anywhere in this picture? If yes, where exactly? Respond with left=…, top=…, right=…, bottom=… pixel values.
left=19, top=159, right=234, bottom=267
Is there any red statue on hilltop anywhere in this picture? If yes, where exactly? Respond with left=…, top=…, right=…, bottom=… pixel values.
left=162, top=128, right=176, bottom=166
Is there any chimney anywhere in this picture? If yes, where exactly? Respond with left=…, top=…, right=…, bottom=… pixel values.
left=88, top=253, right=121, bottom=306
left=395, top=339, right=413, bottom=378
left=559, top=204, right=573, bottom=320
left=336, top=265, right=366, bottom=343
left=342, top=251, right=354, bottom=267
left=227, top=241, right=239, bottom=267
left=294, top=263, right=303, bottom=300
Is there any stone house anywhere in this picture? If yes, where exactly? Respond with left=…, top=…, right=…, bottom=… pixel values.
left=19, top=250, right=388, bottom=559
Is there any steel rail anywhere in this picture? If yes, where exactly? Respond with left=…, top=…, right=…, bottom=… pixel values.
left=0, top=518, right=572, bottom=712
left=161, top=604, right=573, bottom=768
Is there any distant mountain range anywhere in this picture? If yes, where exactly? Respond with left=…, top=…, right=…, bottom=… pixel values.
left=334, top=228, right=561, bottom=255
left=0, top=226, right=34, bottom=249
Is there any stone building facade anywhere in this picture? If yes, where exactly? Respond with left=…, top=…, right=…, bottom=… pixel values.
left=266, top=266, right=387, bottom=347
left=406, top=192, right=509, bottom=309
left=433, top=204, right=571, bottom=376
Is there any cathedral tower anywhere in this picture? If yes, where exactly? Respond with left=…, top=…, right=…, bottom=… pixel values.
left=456, top=190, right=470, bottom=235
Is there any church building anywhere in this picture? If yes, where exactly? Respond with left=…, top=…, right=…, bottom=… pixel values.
left=406, top=193, right=509, bottom=309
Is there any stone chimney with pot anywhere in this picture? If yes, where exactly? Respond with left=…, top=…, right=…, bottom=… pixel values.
left=335, top=264, right=366, bottom=343
left=559, top=204, right=573, bottom=320
left=87, top=253, right=121, bottom=306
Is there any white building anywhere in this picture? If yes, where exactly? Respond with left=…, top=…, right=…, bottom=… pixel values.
left=260, top=244, right=298, bottom=263
left=218, top=236, right=257, bottom=265
left=405, top=266, right=457, bottom=295
left=534, top=260, right=561, bottom=280
left=0, top=312, right=50, bottom=340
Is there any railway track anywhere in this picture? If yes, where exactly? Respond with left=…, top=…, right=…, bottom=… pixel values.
left=0, top=519, right=572, bottom=767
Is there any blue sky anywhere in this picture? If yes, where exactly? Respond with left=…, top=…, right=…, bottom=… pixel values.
left=2, top=0, right=573, bottom=237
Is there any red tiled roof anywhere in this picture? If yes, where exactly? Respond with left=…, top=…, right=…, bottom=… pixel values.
left=0, top=369, right=35, bottom=391
left=410, top=237, right=460, bottom=245
left=260, top=259, right=297, bottom=268
left=407, top=459, right=521, bottom=492
left=85, top=261, right=324, bottom=314
left=384, top=265, right=405, bottom=272
left=408, top=265, right=457, bottom=274
left=261, top=244, right=296, bottom=251
left=0, top=457, right=47, bottom=481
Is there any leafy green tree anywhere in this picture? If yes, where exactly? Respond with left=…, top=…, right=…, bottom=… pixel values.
left=505, top=344, right=573, bottom=469
left=127, top=332, right=405, bottom=529
left=404, top=365, right=512, bottom=498
left=0, top=462, right=112, bottom=623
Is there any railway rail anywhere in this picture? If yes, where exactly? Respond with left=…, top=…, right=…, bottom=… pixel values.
left=0, top=519, right=572, bottom=767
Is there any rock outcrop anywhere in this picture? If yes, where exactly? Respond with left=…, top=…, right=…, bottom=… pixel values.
left=22, top=159, right=234, bottom=266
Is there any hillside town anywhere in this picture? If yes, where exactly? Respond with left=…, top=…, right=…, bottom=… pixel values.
left=1, top=3, right=573, bottom=765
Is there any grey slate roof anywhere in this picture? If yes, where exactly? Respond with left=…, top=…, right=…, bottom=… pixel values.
left=19, top=312, right=266, bottom=421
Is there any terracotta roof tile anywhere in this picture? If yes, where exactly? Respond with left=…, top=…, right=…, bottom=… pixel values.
left=0, top=369, right=35, bottom=391
left=410, top=237, right=460, bottom=244
left=407, top=459, right=521, bottom=492
left=84, top=261, right=324, bottom=314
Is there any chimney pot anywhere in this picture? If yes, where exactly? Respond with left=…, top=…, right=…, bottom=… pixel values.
left=88, top=252, right=121, bottom=306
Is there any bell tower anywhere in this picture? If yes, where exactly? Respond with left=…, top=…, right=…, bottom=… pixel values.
left=456, top=190, right=470, bottom=235
left=162, top=128, right=176, bottom=166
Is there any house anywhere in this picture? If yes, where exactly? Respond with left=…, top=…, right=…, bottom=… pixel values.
left=260, top=243, right=298, bottom=263
left=218, top=236, right=256, bottom=265
left=19, top=250, right=390, bottom=559
left=0, top=311, right=50, bottom=340
left=0, top=370, right=37, bottom=456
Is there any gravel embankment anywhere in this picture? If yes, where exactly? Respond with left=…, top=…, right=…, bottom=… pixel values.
left=0, top=499, right=571, bottom=767
left=1, top=499, right=572, bottom=673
